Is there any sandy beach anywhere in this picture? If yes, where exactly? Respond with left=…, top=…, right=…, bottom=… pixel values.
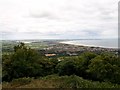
left=59, top=40, right=118, bottom=49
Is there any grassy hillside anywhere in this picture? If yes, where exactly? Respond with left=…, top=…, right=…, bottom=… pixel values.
left=2, top=75, right=120, bottom=88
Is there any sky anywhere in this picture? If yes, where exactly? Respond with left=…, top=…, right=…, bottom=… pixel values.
left=0, top=0, right=119, bottom=40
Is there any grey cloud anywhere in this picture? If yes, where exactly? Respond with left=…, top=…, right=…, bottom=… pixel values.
left=29, top=11, right=60, bottom=20
left=0, top=0, right=118, bottom=40
left=30, top=12, right=51, bottom=18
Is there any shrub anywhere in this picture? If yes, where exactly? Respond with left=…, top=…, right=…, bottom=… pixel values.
left=87, top=53, right=120, bottom=84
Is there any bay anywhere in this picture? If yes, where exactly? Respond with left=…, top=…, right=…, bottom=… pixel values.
left=60, top=39, right=118, bottom=49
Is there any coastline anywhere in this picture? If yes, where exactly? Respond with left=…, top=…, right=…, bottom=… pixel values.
left=59, top=41, right=118, bottom=49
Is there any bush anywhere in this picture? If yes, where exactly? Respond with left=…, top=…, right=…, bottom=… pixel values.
left=56, top=52, right=97, bottom=77
left=56, top=59, right=77, bottom=76
left=2, top=43, right=48, bottom=81
left=87, top=53, right=120, bottom=84
left=3, top=75, right=120, bottom=88
left=11, top=77, right=33, bottom=85
left=58, top=75, right=120, bottom=88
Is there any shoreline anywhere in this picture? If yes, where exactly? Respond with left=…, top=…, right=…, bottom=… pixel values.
left=59, top=41, right=118, bottom=49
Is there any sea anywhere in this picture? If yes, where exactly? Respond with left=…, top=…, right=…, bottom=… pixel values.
left=60, top=39, right=119, bottom=49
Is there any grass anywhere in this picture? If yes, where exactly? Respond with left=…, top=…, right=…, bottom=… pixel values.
left=25, top=43, right=48, bottom=49
left=2, top=75, right=120, bottom=88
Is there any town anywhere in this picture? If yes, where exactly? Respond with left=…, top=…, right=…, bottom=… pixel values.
left=2, top=40, right=118, bottom=57
left=25, top=40, right=118, bottom=57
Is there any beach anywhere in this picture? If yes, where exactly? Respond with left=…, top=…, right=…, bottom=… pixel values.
left=59, top=39, right=118, bottom=49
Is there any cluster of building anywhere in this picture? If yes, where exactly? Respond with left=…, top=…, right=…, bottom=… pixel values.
left=42, top=43, right=119, bottom=57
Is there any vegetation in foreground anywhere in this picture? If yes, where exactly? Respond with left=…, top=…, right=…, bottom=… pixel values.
left=2, top=43, right=120, bottom=88
left=3, top=75, right=120, bottom=88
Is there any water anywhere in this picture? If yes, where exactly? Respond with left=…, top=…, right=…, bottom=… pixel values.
left=60, top=39, right=118, bottom=48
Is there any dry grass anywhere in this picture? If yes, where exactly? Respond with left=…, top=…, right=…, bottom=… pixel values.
left=2, top=75, right=120, bottom=88
left=2, top=75, right=62, bottom=88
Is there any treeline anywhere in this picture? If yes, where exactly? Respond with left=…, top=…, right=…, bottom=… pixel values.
left=2, top=43, right=120, bottom=84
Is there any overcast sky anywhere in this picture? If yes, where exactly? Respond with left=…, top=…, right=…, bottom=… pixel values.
left=0, top=0, right=119, bottom=40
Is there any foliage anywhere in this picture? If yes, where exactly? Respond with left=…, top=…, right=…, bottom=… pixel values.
left=2, top=75, right=120, bottom=88
left=87, top=53, right=120, bottom=84
left=56, top=52, right=97, bottom=77
left=56, top=59, right=77, bottom=76
left=58, top=75, right=120, bottom=88
left=3, top=77, right=33, bottom=88
left=2, top=43, right=56, bottom=81
left=2, top=43, right=120, bottom=86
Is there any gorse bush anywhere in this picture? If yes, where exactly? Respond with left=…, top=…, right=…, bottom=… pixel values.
left=43, top=75, right=120, bottom=88
left=58, top=75, right=120, bottom=88
left=11, top=77, right=33, bottom=85
left=3, top=75, right=120, bottom=88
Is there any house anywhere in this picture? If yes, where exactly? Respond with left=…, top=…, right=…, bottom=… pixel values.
left=45, top=54, right=56, bottom=57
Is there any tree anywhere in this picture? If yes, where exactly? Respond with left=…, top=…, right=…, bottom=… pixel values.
left=14, top=42, right=25, bottom=52
left=76, top=52, right=97, bottom=77
left=56, top=52, right=97, bottom=77
left=2, top=43, right=43, bottom=81
left=56, top=59, right=77, bottom=76
left=87, top=53, right=120, bottom=84
left=2, top=43, right=58, bottom=81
